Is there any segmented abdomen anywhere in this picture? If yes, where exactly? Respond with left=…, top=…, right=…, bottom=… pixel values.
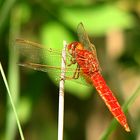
left=74, top=49, right=130, bottom=131
left=91, top=71, right=130, bottom=132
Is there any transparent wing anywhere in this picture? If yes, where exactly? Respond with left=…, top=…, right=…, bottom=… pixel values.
left=77, top=23, right=101, bottom=71
left=15, top=38, right=62, bottom=64
left=15, top=38, right=78, bottom=75
left=77, top=22, right=96, bottom=52
left=18, top=63, right=64, bottom=73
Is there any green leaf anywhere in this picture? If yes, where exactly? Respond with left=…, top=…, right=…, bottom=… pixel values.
left=60, top=4, right=135, bottom=36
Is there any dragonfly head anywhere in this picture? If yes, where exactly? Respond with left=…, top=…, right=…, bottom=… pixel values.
left=67, top=42, right=83, bottom=56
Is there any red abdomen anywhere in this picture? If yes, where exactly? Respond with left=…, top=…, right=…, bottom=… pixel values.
left=75, top=49, right=130, bottom=132
left=91, top=72, right=130, bottom=132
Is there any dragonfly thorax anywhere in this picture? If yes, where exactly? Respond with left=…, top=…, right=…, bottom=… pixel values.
left=75, top=50, right=100, bottom=76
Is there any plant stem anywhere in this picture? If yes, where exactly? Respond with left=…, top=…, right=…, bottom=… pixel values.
left=58, top=41, right=67, bottom=140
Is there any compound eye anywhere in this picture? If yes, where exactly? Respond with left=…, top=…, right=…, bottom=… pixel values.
left=67, top=42, right=77, bottom=53
left=72, top=42, right=79, bottom=49
left=71, top=43, right=76, bottom=49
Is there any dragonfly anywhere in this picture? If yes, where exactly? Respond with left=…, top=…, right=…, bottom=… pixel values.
left=15, top=23, right=130, bottom=132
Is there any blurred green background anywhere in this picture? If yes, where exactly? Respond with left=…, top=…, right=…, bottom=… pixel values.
left=0, top=0, right=140, bottom=140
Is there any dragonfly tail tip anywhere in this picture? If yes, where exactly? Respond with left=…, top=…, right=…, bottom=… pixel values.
left=124, top=124, right=130, bottom=132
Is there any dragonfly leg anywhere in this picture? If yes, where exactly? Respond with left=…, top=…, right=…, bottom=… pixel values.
left=65, top=65, right=80, bottom=80
left=67, top=57, right=76, bottom=66
left=73, top=65, right=80, bottom=79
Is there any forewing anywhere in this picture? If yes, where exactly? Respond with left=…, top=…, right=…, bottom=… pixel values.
left=15, top=39, right=61, bottom=72
left=77, top=23, right=101, bottom=71
left=15, top=38, right=77, bottom=74
left=77, top=22, right=96, bottom=52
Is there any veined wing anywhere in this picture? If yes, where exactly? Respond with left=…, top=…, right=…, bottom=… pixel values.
left=77, top=22, right=97, bottom=53
left=77, top=23, right=101, bottom=71
left=15, top=38, right=77, bottom=74
left=15, top=38, right=63, bottom=64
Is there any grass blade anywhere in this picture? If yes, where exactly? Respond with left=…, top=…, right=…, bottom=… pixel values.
left=0, top=0, right=16, bottom=33
left=0, top=63, right=25, bottom=140
left=6, top=5, right=23, bottom=140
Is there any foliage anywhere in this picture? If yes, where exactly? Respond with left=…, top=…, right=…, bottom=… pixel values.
left=0, top=0, right=140, bottom=140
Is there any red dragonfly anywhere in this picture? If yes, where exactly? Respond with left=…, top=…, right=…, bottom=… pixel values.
left=16, top=23, right=130, bottom=132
